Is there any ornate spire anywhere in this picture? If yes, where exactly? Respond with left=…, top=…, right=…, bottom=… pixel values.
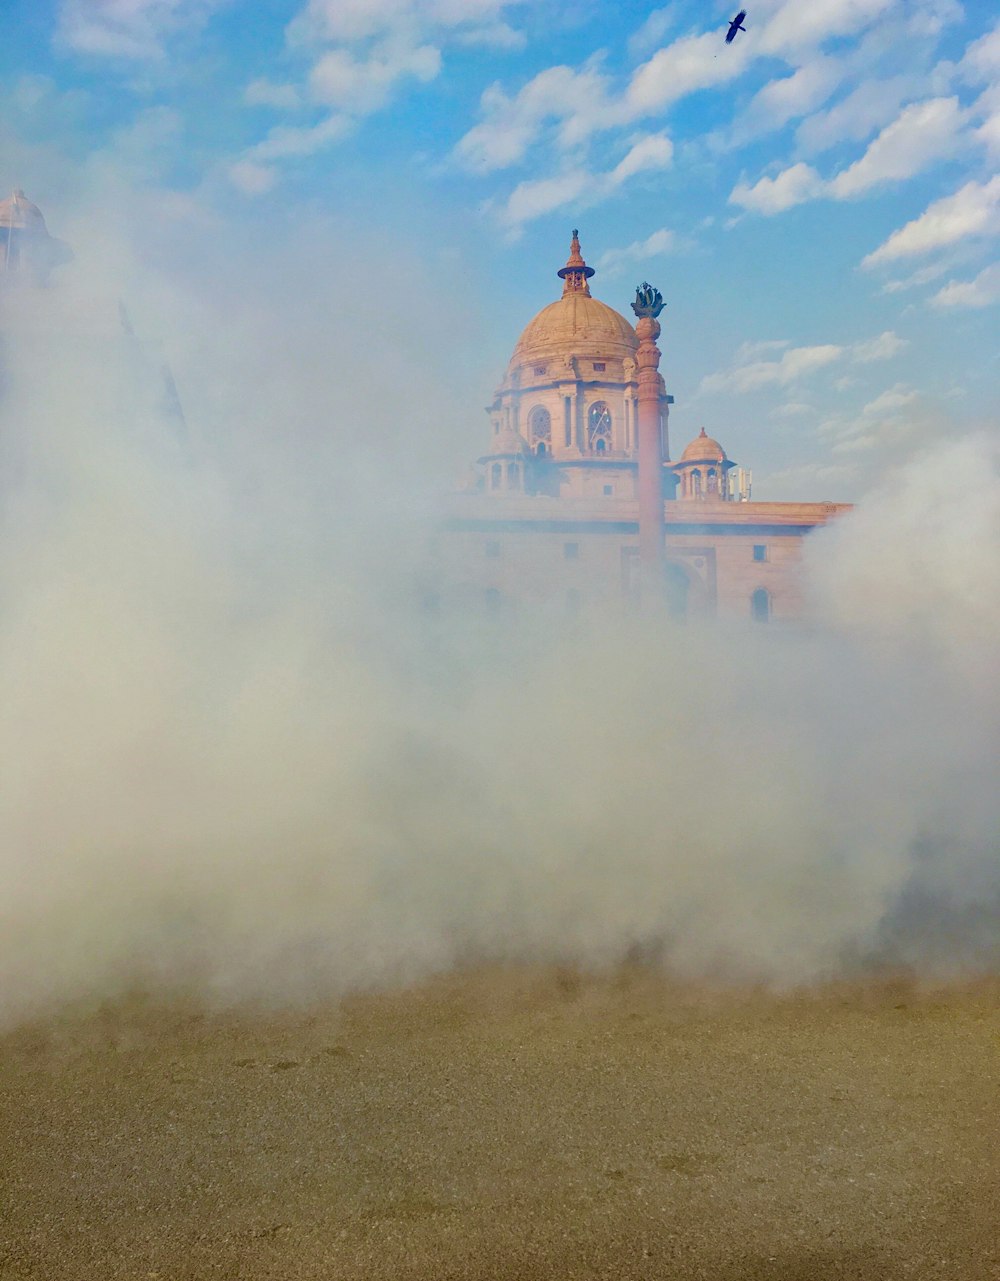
left=556, top=228, right=595, bottom=297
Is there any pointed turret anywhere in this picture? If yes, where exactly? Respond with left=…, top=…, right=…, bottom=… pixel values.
left=556, top=229, right=595, bottom=297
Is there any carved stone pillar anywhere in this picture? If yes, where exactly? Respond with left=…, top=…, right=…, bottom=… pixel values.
left=632, top=284, right=666, bottom=603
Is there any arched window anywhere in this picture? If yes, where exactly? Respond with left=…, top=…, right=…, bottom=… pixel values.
left=490, top=462, right=502, bottom=489
left=692, top=470, right=702, bottom=497
left=707, top=467, right=718, bottom=493
left=506, top=461, right=520, bottom=489
left=535, top=440, right=547, bottom=456
left=587, top=401, right=613, bottom=452
left=528, top=405, right=551, bottom=451
left=751, top=588, right=771, bottom=623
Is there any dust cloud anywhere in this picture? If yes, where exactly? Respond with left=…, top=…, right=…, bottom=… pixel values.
left=1, top=205, right=997, bottom=1029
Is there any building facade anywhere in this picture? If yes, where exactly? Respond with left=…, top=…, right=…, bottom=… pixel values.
left=444, top=233, right=851, bottom=621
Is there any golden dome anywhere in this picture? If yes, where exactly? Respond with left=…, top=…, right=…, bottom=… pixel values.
left=681, top=427, right=727, bottom=462
left=506, top=232, right=638, bottom=378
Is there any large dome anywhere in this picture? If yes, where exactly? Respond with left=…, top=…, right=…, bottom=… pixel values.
left=506, top=232, right=638, bottom=379
left=511, top=293, right=638, bottom=368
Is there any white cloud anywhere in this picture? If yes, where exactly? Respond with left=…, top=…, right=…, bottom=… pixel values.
left=757, top=0, right=895, bottom=55
left=796, top=76, right=921, bottom=155
left=229, top=104, right=353, bottom=191
left=816, top=384, right=933, bottom=459
left=245, top=114, right=353, bottom=162
left=862, top=176, right=1000, bottom=266
left=432, top=0, right=525, bottom=24
left=700, top=343, right=845, bottom=394
left=228, top=160, right=279, bottom=196
left=759, top=459, right=855, bottom=494
left=700, top=329, right=907, bottom=395
left=288, top=0, right=410, bottom=43
left=829, top=97, right=968, bottom=198
left=627, top=5, right=680, bottom=59
left=830, top=417, right=921, bottom=454
left=730, top=162, right=824, bottom=213
left=906, top=0, right=964, bottom=38
left=973, top=83, right=1000, bottom=156
left=454, top=0, right=973, bottom=199
left=861, top=383, right=920, bottom=416
left=958, top=17, right=1000, bottom=83
left=91, top=104, right=185, bottom=181
left=930, top=260, right=1000, bottom=307
left=287, top=0, right=525, bottom=45
left=735, top=339, right=792, bottom=362
left=453, top=64, right=615, bottom=174
left=608, top=132, right=674, bottom=184
left=245, top=79, right=303, bottom=110
left=498, top=132, right=674, bottom=230
left=500, top=170, right=590, bottom=229
left=772, top=401, right=817, bottom=417
left=452, top=21, right=526, bottom=50
left=740, top=58, right=844, bottom=134
left=454, top=86, right=536, bottom=172
left=735, top=98, right=974, bottom=216
left=880, top=260, right=954, bottom=292
left=626, top=31, right=752, bottom=115
left=308, top=40, right=441, bottom=114
left=56, top=0, right=221, bottom=59
left=851, top=330, right=909, bottom=361
left=258, top=0, right=525, bottom=165
left=754, top=344, right=846, bottom=385
left=622, top=0, right=899, bottom=122
left=596, top=228, right=679, bottom=277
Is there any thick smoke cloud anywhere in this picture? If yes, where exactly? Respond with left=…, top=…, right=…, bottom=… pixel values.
left=0, top=205, right=997, bottom=1028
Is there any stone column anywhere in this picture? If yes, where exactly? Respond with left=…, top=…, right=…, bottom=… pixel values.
left=632, top=284, right=666, bottom=602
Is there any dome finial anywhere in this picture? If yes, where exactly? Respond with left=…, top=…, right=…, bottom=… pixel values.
left=556, top=228, right=595, bottom=297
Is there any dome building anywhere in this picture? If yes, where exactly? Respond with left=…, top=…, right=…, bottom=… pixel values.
left=481, top=231, right=664, bottom=501
left=0, top=189, right=71, bottom=283
left=445, top=231, right=851, bottom=622
left=673, top=427, right=737, bottom=501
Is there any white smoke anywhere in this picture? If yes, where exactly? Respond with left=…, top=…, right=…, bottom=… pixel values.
left=0, top=210, right=997, bottom=1028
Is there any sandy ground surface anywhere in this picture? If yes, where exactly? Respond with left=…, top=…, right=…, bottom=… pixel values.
left=1, top=966, right=998, bottom=1280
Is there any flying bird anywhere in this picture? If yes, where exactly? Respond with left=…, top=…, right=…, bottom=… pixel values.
left=726, top=10, right=747, bottom=42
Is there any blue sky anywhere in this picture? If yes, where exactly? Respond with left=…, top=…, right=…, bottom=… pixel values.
left=2, top=0, right=998, bottom=499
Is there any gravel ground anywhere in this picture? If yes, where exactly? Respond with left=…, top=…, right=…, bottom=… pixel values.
left=1, top=967, right=998, bottom=1280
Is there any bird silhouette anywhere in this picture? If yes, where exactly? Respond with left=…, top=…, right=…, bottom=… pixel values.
left=726, top=10, right=747, bottom=42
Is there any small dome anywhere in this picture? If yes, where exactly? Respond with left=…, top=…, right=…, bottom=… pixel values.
left=0, top=189, right=49, bottom=232
left=681, top=427, right=727, bottom=462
